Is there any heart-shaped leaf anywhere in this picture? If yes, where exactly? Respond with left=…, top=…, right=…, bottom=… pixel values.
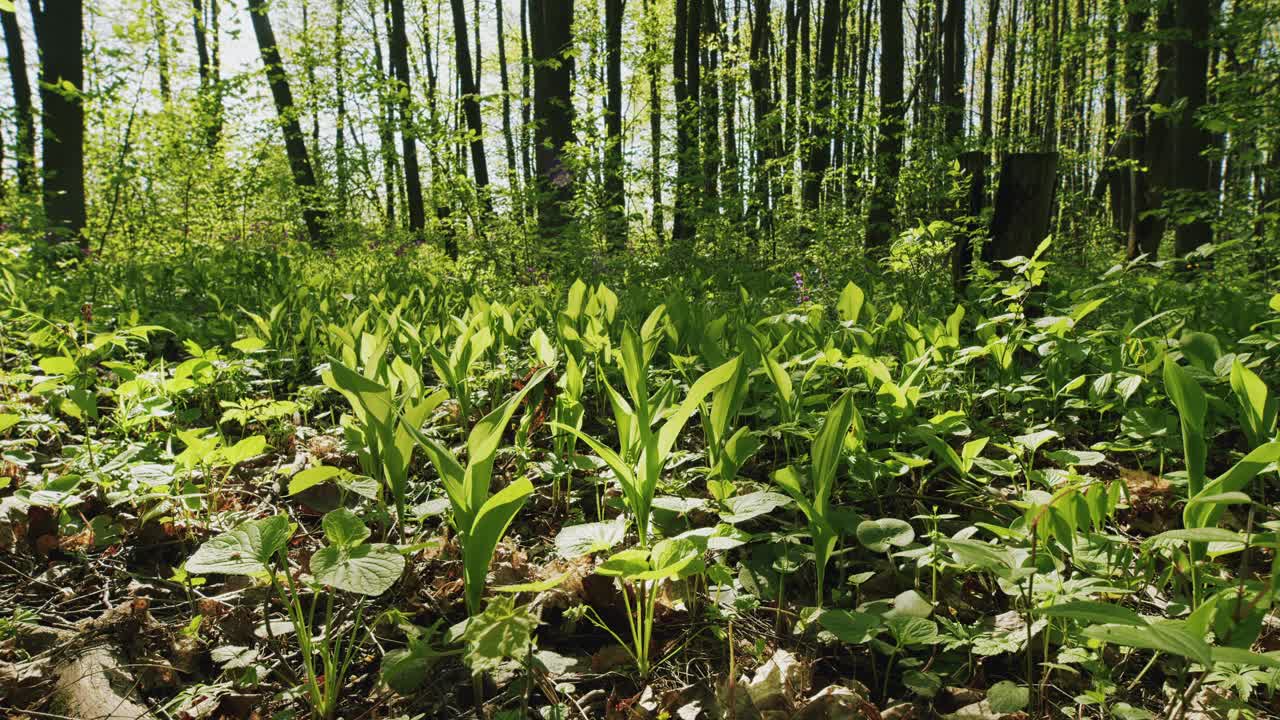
left=310, top=543, right=404, bottom=596
left=856, top=518, right=915, bottom=553
left=186, top=515, right=293, bottom=576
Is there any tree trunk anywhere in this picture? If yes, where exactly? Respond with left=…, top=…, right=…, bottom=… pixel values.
left=748, top=0, right=777, bottom=232
left=986, top=152, right=1057, bottom=262
left=803, top=0, right=841, bottom=210
left=450, top=0, right=492, bottom=214
left=496, top=0, right=518, bottom=193
left=722, top=0, right=742, bottom=220
left=519, top=0, right=532, bottom=187
left=998, top=0, right=1017, bottom=143
left=335, top=0, right=348, bottom=225
left=191, top=0, right=222, bottom=148
left=700, top=0, right=721, bottom=218
left=941, top=0, right=965, bottom=143
left=866, top=0, right=904, bottom=250
left=389, top=0, right=427, bottom=239
left=979, top=0, right=998, bottom=145
left=30, top=0, right=86, bottom=248
left=1171, top=0, right=1213, bottom=257
left=645, top=0, right=664, bottom=240
left=152, top=0, right=172, bottom=103
left=370, top=0, right=397, bottom=229
left=672, top=0, right=699, bottom=243
left=530, top=0, right=576, bottom=247
left=247, top=0, right=330, bottom=247
left=2, top=7, right=36, bottom=194
left=604, top=0, right=626, bottom=247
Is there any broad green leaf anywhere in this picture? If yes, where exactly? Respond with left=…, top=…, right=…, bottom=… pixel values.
left=658, top=355, right=741, bottom=459
left=887, top=616, right=939, bottom=646
left=1147, top=527, right=1245, bottom=544
left=493, top=573, right=571, bottom=593
left=220, top=435, right=266, bottom=465
left=0, top=413, right=20, bottom=434
left=837, top=281, right=865, bottom=325
left=1035, top=601, right=1145, bottom=626
left=287, top=465, right=343, bottom=496
left=463, top=476, right=535, bottom=613
left=719, top=490, right=792, bottom=524
left=311, top=543, right=404, bottom=596
left=1084, top=621, right=1211, bottom=664
left=1163, top=357, right=1207, bottom=496
left=554, top=516, right=627, bottom=559
left=186, top=515, right=293, bottom=575
left=892, top=589, right=934, bottom=618
left=461, top=595, right=539, bottom=673
left=1231, top=359, right=1277, bottom=448
left=1184, top=442, right=1280, bottom=531
left=322, top=507, right=371, bottom=548
left=819, top=609, right=883, bottom=644
left=811, top=391, right=857, bottom=509
left=38, top=355, right=77, bottom=376
left=857, top=518, right=915, bottom=553
left=1209, top=646, right=1280, bottom=669
left=635, top=537, right=703, bottom=581
left=987, top=681, right=1029, bottom=714
left=597, top=548, right=652, bottom=577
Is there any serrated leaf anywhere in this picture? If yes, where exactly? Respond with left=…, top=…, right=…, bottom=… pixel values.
left=310, top=543, right=404, bottom=596
left=185, top=515, right=292, bottom=575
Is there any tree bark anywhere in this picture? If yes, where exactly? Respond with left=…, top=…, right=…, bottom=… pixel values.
left=941, top=0, right=965, bottom=143
left=389, top=0, right=428, bottom=239
left=2, top=7, right=36, bottom=194
left=530, top=0, right=576, bottom=247
left=866, top=0, right=904, bottom=250
left=604, top=0, right=626, bottom=247
left=748, top=0, right=777, bottom=232
left=986, top=152, right=1057, bottom=262
left=152, top=0, right=172, bottom=103
left=979, top=0, right=998, bottom=145
left=803, top=0, right=841, bottom=210
left=30, top=0, right=86, bottom=248
left=644, top=0, right=664, bottom=240
left=1171, top=0, right=1214, bottom=257
left=450, top=0, right=492, bottom=213
left=247, top=0, right=330, bottom=246
left=496, top=0, right=518, bottom=193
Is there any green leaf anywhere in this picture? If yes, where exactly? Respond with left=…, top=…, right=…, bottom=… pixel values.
left=321, top=507, right=371, bottom=548
left=554, top=516, right=627, bottom=559
left=720, top=490, right=792, bottom=524
left=1084, top=622, right=1211, bottom=664
left=811, top=391, right=857, bottom=509
left=311, top=543, right=405, bottom=596
left=38, top=355, right=77, bottom=376
left=837, top=281, right=865, bottom=325
left=819, top=609, right=883, bottom=644
left=287, top=465, right=343, bottom=496
left=1163, top=357, right=1207, bottom=496
left=231, top=337, right=267, bottom=353
left=887, top=616, right=939, bottom=646
left=186, top=515, right=293, bottom=575
left=463, top=476, right=535, bottom=613
left=634, top=537, right=703, bottom=581
left=493, top=573, right=571, bottom=594
left=1184, top=442, right=1280, bottom=531
left=1147, top=527, right=1245, bottom=545
left=1230, top=359, right=1277, bottom=448
left=1035, top=601, right=1145, bottom=626
left=220, top=435, right=266, bottom=466
left=597, top=548, right=652, bottom=578
left=461, top=595, right=539, bottom=673
left=987, top=681, right=1030, bottom=714
left=856, top=518, right=915, bottom=553
left=1209, top=646, right=1280, bottom=670
left=0, top=413, right=19, bottom=434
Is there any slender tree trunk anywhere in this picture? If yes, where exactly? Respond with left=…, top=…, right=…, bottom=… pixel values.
left=722, top=0, right=742, bottom=221
left=1171, top=0, right=1214, bottom=257
left=152, top=0, right=172, bottom=103
left=672, top=0, right=697, bottom=242
left=450, top=0, right=492, bottom=210
left=496, top=0, right=518, bottom=194
left=30, top=0, right=86, bottom=248
left=529, top=0, right=576, bottom=248
left=803, top=0, right=841, bottom=210
left=389, top=0, right=428, bottom=238
left=941, top=0, right=965, bottom=143
left=866, top=0, right=903, bottom=250
left=645, top=0, right=664, bottom=240
left=979, top=0, right=997, bottom=146
left=335, top=0, right=349, bottom=225
left=247, top=0, right=330, bottom=246
left=2, top=7, right=36, bottom=194
left=604, top=0, right=626, bottom=247
left=748, top=0, right=777, bottom=232
left=370, top=0, right=397, bottom=228
left=701, top=0, right=721, bottom=217
left=1126, top=0, right=1160, bottom=259
left=519, top=0, right=532, bottom=187
left=999, top=0, right=1017, bottom=144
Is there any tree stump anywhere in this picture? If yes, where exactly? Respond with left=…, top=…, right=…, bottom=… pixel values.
left=985, top=152, right=1058, bottom=263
